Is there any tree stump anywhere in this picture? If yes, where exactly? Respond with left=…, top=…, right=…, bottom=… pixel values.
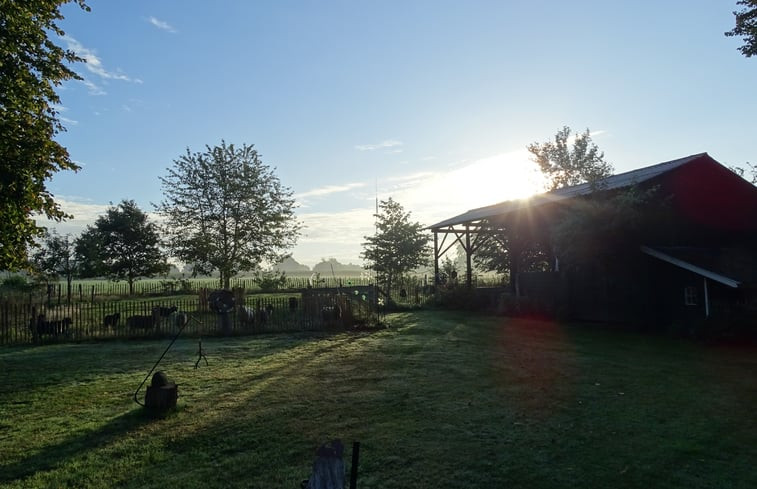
left=144, top=371, right=177, bottom=412
left=304, top=440, right=345, bottom=489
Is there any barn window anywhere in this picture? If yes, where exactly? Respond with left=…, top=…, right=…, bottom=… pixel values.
left=684, top=286, right=697, bottom=306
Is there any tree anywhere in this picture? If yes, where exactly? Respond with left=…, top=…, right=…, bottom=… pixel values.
left=0, top=1, right=89, bottom=271
left=550, top=186, right=670, bottom=268
left=31, top=230, right=77, bottom=302
left=361, top=198, right=429, bottom=301
left=473, top=224, right=552, bottom=294
left=729, top=162, right=757, bottom=184
left=76, top=200, right=168, bottom=294
left=527, top=126, right=614, bottom=190
left=73, top=225, right=105, bottom=278
left=725, top=0, right=757, bottom=57
left=157, top=141, right=300, bottom=289
left=476, top=127, right=614, bottom=294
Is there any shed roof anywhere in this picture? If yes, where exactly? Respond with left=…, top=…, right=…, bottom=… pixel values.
left=428, top=153, right=709, bottom=229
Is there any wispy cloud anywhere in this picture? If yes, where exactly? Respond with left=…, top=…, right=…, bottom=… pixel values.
left=294, top=208, right=376, bottom=266
left=37, top=197, right=167, bottom=236
left=53, top=104, right=78, bottom=126
left=292, top=149, right=547, bottom=265
left=35, top=198, right=110, bottom=235
left=354, top=139, right=403, bottom=151
left=385, top=171, right=436, bottom=183
left=61, top=35, right=142, bottom=93
left=296, top=182, right=366, bottom=200
left=147, top=16, right=177, bottom=33
left=80, top=78, right=106, bottom=95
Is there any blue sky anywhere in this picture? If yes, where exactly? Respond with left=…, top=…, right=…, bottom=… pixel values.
left=44, top=1, right=757, bottom=267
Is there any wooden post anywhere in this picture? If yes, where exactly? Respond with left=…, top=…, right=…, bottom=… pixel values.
left=433, top=231, right=439, bottom=289
left=349, top=442, right=360, bottom=489
left=305, top=440, right=345, bottom=489
left=465, top=223, right=473, bottom=289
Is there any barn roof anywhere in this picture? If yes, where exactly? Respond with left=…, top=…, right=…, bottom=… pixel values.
left=428, top=153, right=709, bottom=229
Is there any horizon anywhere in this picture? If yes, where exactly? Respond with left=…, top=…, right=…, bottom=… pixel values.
left=38, top=1, right=756, bottom=269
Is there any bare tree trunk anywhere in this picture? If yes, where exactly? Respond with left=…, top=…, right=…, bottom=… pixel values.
left=66, top=276, right=72, bottom=305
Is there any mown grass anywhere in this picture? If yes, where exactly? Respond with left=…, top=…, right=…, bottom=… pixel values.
left=1, top=311, right=756, bottom=488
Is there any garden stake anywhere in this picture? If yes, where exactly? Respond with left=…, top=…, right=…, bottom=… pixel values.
left=195, top=337, right=208, bottom=369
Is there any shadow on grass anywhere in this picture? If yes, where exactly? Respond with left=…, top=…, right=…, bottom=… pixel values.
left=0, top=408, right=153, bottom=484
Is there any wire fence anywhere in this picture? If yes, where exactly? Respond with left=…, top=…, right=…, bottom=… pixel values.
left=0, top=282, right=437, bottom=346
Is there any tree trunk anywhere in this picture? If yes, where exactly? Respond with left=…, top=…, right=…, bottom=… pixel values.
left=221, top=272, right=231, bottom=290
left=66, top=276, right=72, bottom=305
left=128, top=278, right=135, bottom=296
left=386, top=273, right=393, bottom=303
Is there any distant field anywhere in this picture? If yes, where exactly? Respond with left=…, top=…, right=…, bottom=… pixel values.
left=53, top=274, right=377, bottom=299
left=2, top=310, right=755, bottom=488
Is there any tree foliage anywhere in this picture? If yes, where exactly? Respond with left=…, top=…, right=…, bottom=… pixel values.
left=551, top=186, right=670, bottom=268
left=473, top=226, right=552, bottom=294
left=362, top=198, right=429, bottom=300
left=527, top=126, right=614, bottom=190
left=0, top=0, right=89, bottom=270
left=31, top=230, right=77, bottom=301
left=157, top=141, right=300, bottom=289
left=725, top=0, right=757, bottom=57
left=76, top=200, right=168, bottom=294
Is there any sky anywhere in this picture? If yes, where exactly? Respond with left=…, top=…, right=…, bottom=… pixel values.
left=42, top=1, right=757, bottom=268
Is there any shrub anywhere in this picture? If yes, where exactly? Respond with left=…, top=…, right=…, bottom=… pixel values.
left=432, top=287, right=490, bottom=311
left=255, top=271, right=287, bottom=292
left=1, top=275, right=34, bottom=292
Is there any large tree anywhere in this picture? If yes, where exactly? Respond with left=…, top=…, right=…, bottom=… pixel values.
left=527, top=126, right=614, bottom=191
left=362, top=198, right=429, bottom=301
left=76, top=200, right=168, bottom=294
left=725, top=0, right=757, bottom=57
left=0, top=1, right=89, bottom=270
left=157, top=141, right=300, bottom=289
left=477, top=127, right=614, bottom=293
left=32, top=230, right=77, bottom=302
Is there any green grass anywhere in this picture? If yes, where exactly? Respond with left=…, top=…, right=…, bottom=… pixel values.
left=1, top=311, right=756, bottom=488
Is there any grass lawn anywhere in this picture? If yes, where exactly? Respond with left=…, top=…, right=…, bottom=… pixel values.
left=1, top=310, right=756, bottom=488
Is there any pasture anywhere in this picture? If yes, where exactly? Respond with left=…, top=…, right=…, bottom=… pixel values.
left=1, top=311, right=756, bottom=488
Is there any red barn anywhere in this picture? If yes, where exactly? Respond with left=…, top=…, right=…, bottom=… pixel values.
left=428, top=153, right=757, bottom=332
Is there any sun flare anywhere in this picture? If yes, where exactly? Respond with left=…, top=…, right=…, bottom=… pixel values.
left=455, top=150, right=547, bottom=208
left=405, top=149, right=548, bottom=214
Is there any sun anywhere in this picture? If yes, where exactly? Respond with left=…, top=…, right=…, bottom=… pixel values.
left=449, top=149, right=548, bottom=210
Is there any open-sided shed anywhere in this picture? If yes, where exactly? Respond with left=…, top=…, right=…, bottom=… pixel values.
left=428, top=153, right=757, bottom=325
